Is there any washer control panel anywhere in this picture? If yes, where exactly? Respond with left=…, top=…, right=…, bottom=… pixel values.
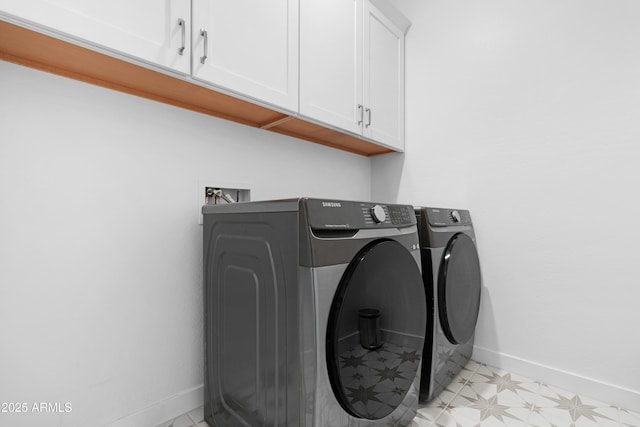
left=306, top=199, right=416, bottom=229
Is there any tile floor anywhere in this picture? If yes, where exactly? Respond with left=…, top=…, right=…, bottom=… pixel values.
left=412, top=361, right=640, bottom=427
left=156, top=406, right=206, bottom=427
left=158, top=361, right=640, bottom=427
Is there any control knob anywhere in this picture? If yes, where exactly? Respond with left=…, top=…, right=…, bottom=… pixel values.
left=371, top=205, right=387, bottom=223
left=450, top=210, right=461, bottom=223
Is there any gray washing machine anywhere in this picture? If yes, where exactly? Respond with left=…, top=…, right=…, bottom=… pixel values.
left=203, top=198, right=426, bottom=426
left=414, top=207, right=482, bottom=403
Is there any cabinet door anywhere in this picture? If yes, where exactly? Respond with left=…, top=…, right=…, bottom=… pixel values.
left=362, top=0, right=405, bottom=151
left=192, top=0, right=298, bottom=112
left=299, top=0, right=362, bottom=135
left=0, top=0, right=191, bottom=74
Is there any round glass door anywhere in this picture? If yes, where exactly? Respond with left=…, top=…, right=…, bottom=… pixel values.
left=326, top=239, right=426, bottom=420
left=438, top=233, right=481, bottom=345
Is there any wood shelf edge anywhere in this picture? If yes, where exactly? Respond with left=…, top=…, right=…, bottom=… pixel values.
left=267, top=117, right=394, bottom=156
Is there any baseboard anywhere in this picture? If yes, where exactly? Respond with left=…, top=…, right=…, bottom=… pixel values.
left=106, top=385, right=204, bottom=427
left=473, top=345, right=639, bottom=411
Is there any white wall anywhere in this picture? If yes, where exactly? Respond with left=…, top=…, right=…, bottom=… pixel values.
left=373, top=0, right=640, bottom=409
left=0, top=60, right=371, bottom=426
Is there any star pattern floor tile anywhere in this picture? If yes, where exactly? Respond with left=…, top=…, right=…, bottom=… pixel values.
left=414, top=362, right=639, bottom=427
left=159, top=361, right=639, bottom=427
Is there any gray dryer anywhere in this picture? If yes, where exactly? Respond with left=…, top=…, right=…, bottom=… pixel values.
left=415, top=207, right=482, bottom=403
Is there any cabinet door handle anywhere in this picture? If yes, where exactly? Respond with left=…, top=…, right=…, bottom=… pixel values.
left=357, top=104, right=364, bottom=125
left=200, top=29, right=208, bottom=64
left=365, top=108, right=371, bottom=127
left=178, top=19, right=186, bottom=56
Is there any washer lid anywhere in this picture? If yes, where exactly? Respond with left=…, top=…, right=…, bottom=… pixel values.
left=326, top=239, right=426, bottom=420
left=438, top=233, right=482, bottom=345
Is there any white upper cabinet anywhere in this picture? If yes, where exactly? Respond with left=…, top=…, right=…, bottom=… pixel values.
left=362, top=0, right=406, bottom=149
left=0, top=0, right=191, bottom=74
left=299, top=0, right=363, bottom=136
left=192, top=0, right=299, bottom=112
left=1, top=0, right=403, bottom=154
left=300, top=0, right=409, bottom=151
